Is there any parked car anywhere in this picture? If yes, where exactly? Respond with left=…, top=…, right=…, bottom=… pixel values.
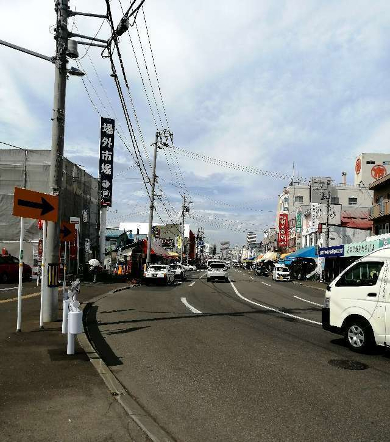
left=323, top=246, right=390, bottom=353
left=144, top=264, right=175, bottom=285
left=169, top=263, right=186, bottom=280
left=0, top=255, right=32, bottom=283
left=272, top=264, right=291, bottom=281
left=207, top=262, right=229, bottom=282
left=254, top=263, right=270, bottom=277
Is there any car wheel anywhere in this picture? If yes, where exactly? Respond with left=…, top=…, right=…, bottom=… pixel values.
left=1, top=272, right=8, bottom=283
left=344, top=318, right=374, bottom=353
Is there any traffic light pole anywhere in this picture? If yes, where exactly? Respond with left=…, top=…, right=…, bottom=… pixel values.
left=43, top=0, right=69, bottom=322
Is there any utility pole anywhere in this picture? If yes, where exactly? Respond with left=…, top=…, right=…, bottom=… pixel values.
left=147, top=131, right=159, bottom=265
left=43, top=0, right=70, bottom=322
left=323, top=179, right=331, bottom=248
left=180, top=196, right=192, bottom=264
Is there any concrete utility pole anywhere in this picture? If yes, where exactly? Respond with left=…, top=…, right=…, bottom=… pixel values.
left=180, top=196, right=192, bottom=264
left=43, top=0, right=70, bottom=322
left=324, top=179, right=331, bottom=248
left=147, top=132, right=160, bottom=265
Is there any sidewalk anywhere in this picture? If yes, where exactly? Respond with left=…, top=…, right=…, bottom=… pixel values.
left=292, top=279, right=327, bottom=291
left=0, top=281, right=149, bottom=442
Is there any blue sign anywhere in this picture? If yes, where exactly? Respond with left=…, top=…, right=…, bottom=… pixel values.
left=319, top=245, right=344, bottom=258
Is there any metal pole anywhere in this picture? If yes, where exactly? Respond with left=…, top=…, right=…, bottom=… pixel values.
left=39, top=221, right=47, bottom=329
left=99, top=206, right=107, bottom=265
left=325, top=181, right=330, bottom=248
left=63, top=241, right=67, bottom=292
left=181, top=195, right=185, bottom=264
left=147, top=132, right=159, bottom=265
left=16, top=217, right=24, bottom=332
left=43, top=0, right=69, bottom=322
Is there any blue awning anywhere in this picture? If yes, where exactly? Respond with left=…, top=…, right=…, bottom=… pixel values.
left=285, top=246, right=317, bottom=260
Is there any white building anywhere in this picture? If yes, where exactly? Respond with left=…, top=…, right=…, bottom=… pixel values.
left=354, top=153, right=390, bottom=186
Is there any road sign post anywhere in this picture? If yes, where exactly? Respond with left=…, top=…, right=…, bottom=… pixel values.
left=13, top=187, right=59, bottom=327
left=16, top=217, right=24, bottom=332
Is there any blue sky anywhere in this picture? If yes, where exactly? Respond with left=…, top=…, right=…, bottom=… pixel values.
left=1, top=0, right=390, bottom=246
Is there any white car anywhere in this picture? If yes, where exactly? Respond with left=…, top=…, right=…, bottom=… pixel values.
left=272, top=264, right=291, bottom=281
left=207, top=262, right=229, bottom=282
left=169, top=263, right=186, bottom=280
left=323, top=246, right=390, bottom=353
left=144, top=265, right=175, bottom=285
left=183, top=264, right=196, bottom=271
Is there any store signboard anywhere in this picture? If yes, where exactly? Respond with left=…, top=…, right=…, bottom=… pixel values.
left=319, top=245, right=344, bottom=258
left=344, top=240, right=381, bottom=257
left=99, top=117, right=115, bottom=207
left=278, top=213, right=288, bottom=248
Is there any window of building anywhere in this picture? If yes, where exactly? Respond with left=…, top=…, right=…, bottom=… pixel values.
left=366, top=160, right=375, bottom=164
left=348, top=197, right=358, bottom=205
left=331, top=196, right=339, bottom=204
left=294, top=195, right=304, bottom=203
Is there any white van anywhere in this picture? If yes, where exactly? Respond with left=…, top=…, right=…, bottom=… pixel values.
left=322, top=246, right=390, bottom=353
left=272, top=264, right=291, bottom=281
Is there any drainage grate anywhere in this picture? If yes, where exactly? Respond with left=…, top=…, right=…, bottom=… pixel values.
left=328, top=359, right=368, bottom=370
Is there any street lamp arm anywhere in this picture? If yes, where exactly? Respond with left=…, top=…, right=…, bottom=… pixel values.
left=0, top=38, right=54, bottom=63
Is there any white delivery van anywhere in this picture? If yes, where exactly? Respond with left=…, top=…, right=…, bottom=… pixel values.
left=322, top=246, right=390, bottom=353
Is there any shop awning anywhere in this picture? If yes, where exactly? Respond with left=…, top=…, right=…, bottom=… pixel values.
left=167, top=251, right=179, bottom=258
left=285, top=246, right=317, bottom=260
left=259, top=251, right=278, bottom=262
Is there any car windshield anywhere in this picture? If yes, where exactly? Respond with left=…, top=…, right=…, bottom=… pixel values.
left=210, top=263, right=225, bottom=269
left=149, top=266, right=166, bottom=271
left=276, top=267, right=289, bottom=273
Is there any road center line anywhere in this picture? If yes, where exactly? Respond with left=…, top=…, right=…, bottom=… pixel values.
left=293, top=295, right=323, bottom=307
left=0, top=286, right=18, bottom=292
left=189, top=281, right=196, bottom=287
left=181, top=297, right=202, bottom=314
left=228, top=278, right=321, bottom=326
left=261, top=281, right=271, bottom=287
left=199, top=272, right=207, bottom=279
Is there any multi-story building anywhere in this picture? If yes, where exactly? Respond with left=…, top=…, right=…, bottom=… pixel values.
left=0, top=149, right=100, bottom=269
left=369, top=173, right=390, bottom=235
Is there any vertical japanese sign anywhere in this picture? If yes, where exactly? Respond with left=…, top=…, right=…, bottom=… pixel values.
left=278, top=213, right=289, bottom=248
left=99, top=117, right=115, bottom=207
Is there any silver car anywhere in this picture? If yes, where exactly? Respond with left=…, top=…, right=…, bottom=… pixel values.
left=169, top=263, right=186, bottom=281
left=207, top=262, right=229, bottom=282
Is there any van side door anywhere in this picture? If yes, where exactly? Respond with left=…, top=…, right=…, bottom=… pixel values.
left=333, top=260, right=384, bottom=334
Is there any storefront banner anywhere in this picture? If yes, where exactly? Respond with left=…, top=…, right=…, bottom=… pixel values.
left=278, top=213, right=289, bottom=248
left=344, top=240, right=381, bottom=257
left=296, top=211, right=302, bottom=233
left=319, top=245, right=344, bottom=257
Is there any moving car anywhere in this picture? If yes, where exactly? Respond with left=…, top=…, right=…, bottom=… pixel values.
left=0, top=255, right=32, bottom=283
left=144, top=264, right=175, bottom=285
left=272, top=264, right=291, bottom=281
left=323, top=246, right=390, bottom=353
left=169, top=263, right=186, bottom=281
left=207, top=262, right=229, bottom=282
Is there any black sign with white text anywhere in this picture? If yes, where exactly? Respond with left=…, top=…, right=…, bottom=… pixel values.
left=99, top=117, right=115, bottom=207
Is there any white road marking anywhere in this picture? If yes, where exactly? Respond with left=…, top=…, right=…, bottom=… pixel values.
left=249, top=276, right=254, bottom=280
left=199, top=272, right=207, bottom=279
left=0, top=286, right=18, bottom=291
left=181, top=297, right=202, bottom=314
left=189, top=281, right=196, bottom=287
left=261, top=281, right=271, bottom=287
left=293, top=295, right=322, bottom=307
left=228, top=279, right=321, bottom=326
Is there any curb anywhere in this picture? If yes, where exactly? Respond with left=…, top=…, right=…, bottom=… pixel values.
left=78, top=286, right=175, bottom=442
left=292, top=281, right=326, bottom=291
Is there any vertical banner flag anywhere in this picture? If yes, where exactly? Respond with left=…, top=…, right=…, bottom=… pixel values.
left=278, top=213, right=289, bottom=248
left=99, top=117, right=115, bottom=207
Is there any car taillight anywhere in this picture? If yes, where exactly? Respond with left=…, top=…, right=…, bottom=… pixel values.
left=164, top=273, right=167, bottom=278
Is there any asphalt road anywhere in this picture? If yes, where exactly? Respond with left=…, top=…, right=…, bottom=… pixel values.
left=92, top=268, right=390, bottom=442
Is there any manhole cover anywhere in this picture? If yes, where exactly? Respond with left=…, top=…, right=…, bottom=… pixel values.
left=328, top=359, right=368, bottom=370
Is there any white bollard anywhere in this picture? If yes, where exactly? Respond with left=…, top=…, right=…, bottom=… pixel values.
left=66, top=292, right=83, bottom=355
left=62, top=299, right=69, bottom=334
